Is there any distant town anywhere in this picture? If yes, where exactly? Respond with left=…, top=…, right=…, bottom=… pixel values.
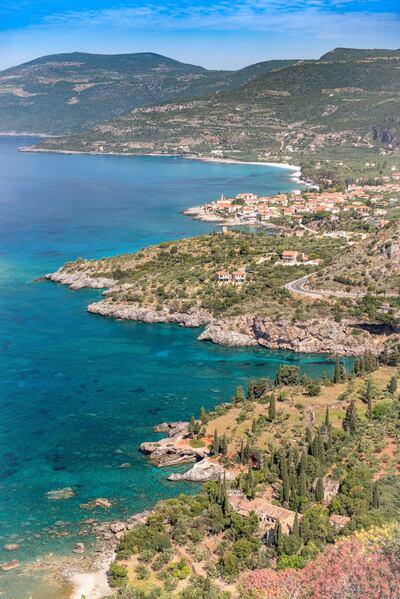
left=184, top=169, right=400, bottom=236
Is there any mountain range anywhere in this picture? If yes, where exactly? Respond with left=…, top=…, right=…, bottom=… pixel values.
left=0, top=52, right=301, bottom=134
left=30, top=48, right=400, bottom=172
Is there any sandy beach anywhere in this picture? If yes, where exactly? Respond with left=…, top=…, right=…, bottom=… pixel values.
left=18, top=145, right=301, bottom=171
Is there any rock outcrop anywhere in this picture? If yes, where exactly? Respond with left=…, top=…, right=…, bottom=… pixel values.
left=140, top=441, right=200, bottom=467
left=46, top=267, right=398, bottom=356
left=140, top=421, right=209, bottom=467
left=199, top=315, right=392, bottom=356
left=154, top=422, right=189, bottom=436
left=1, top=560, right=20, bottom=571
left=87, top=300, right=213, bottom=328
left=167, top=458, right=236, bottom=482
left=45, top=270, right=115, bottom=290
left=46, top=487, right=75, bottom=500
left=80, top=498, right=112, bottom=509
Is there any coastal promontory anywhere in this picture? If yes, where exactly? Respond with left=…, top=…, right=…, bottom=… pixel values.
left=45, top=228, right=400, bottom=356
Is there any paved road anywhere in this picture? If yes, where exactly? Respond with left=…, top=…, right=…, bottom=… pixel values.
left=285, top=275, right=399, bottom=299
left=284, top=274, right=363, bottom=299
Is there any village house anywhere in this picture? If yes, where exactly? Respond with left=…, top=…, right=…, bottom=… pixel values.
left=201, top=179, right=399, bottom=228
left=216, top=270, right=231, bottom=282
left=216, top=269, right=246, bottom=283
left=281, top=250, right=308, bottom=264
left=281, top=250, right=298, bottom=263
left=228, top=491, right=298, bottom=539
left=228, top=490, right=351, bottom=544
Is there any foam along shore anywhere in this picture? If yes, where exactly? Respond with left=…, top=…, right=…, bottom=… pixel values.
left=69, top=553, right=113, bottom=599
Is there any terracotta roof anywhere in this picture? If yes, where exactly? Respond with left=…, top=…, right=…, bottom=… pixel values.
left=228, top=492, right=297, bottom=524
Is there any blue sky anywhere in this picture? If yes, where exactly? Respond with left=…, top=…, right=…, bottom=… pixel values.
left=0, top=0, right=399, bottom=70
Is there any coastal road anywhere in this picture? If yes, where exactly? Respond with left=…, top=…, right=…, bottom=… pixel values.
left=285, top=275, right=399, bottom=299
left=284, top=274, right=363, bottom=299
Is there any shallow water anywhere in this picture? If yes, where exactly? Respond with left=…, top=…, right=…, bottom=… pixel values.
left=0, top=137, right=336, bottom=597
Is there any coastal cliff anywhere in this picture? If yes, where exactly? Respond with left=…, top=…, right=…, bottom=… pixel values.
left=199, top=315, right=389, bottom=356
left=45, top=273, right=397, bottom=357
left=44, top=229, right=399, bottom=357
left=87, top=299, right=212, bottom=328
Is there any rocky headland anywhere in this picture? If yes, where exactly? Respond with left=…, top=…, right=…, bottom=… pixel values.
left=140, top=421, right=235, bottom=483
left=44, top=266, right=397, bottom=356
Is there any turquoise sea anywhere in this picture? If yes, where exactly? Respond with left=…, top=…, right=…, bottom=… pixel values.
left=0, top=137, right=337, bottom=597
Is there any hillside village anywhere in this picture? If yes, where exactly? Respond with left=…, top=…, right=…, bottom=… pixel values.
left=185, top=171, right=400, bottom=233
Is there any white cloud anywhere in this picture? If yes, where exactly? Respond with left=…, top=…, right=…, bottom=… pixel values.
left=37, top=0, right=400, bottom=40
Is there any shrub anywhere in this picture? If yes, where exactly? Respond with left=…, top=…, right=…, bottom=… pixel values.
left=373, top=400, right=393, bottom=420
left=276, top=554, right=306, bottom=570
left=189, top=438, right=206, bottom=448
left=108, top=561, right=128, bottom=588
left=243, top=529, right=400, bottom=599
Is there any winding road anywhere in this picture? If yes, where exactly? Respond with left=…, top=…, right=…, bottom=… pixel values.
left=285, top=274, right=399, bottom=299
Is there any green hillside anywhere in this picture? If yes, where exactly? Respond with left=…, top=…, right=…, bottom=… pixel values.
left=0, top=52, right=301, bottom=134
left=36, top=48, right=400, bottom=176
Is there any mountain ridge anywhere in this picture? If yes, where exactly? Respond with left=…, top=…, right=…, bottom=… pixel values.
left=0, top=52, right=301, bottom=134
left=35, top=47, right=400, bottom=175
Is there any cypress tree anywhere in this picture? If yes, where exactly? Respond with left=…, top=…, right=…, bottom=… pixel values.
left=280, top=451, right=288, bottom=480
left=312, top=433, right=325, bottom=463
left=282, top=471, right=290, bottom=503
left=269, top=394, right=277, bottom=421
left=293, top=511, right=300, bottom=540
left=217, top=474, right=223, bottom=503
left=238, top=439, right=244, bottom=464
left=367, top=393, right=373, bottom=420
left=315, top=477, right=324, bottom=502
left=247, top=380, right=256, bottom=401
left=324, top=407, right=330, bottom=428
left=199, top=407, right=207, bottom=423
left=300, top=449, right=308, bottom=474
left=289, top=488, right=298, bottom=511
left=221, top=434, right=228, bottom=456
left=189, top=415, right=196, bottom=434
left=372, top=481, right=380, bottom=509
left=247, top=464, right=254, bottom=497
left=289, top=463, right=297, bottom=489
left=333, top=356, right=342, bottom=383
left=305, top=427, right=312, bottom=446
left=343, top=400, right=358, bottom=434
left=212, top=429, right=220, bottom=455
left=244, top=440, right=250, bottom=463
left=298, top=469, right=307, bottom=499
left=218, top=473, right=229, bottom=515
left=388, top=375, right=398, bottom=395
left=274, top=521, right=283, bottom=556
left=233, top=386, right=245, bottom=404
left=251, top=418, right=257, bottom=433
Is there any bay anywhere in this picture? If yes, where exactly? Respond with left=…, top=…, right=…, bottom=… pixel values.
left=0, top=137, right=335, bottom=596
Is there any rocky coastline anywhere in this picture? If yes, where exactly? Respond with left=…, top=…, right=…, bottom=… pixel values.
left=181, top=204, right=280, bottom=228
left=44, top=268, right=396, bottom=356
left=140, top=420, right=235, bottom=482
left=34, top=418, right=235, bottom=598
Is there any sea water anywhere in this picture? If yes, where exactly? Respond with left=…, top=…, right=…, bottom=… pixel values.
left=0, top=137, right=336, bottom=597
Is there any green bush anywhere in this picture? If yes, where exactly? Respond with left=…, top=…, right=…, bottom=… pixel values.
left=189, top=438, right=206, bottom=448
left=373, top=400, right=393, bottom=420
left=108, top=560, right=128, bottom=588
left=276, top=554, right=306, bottom=570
